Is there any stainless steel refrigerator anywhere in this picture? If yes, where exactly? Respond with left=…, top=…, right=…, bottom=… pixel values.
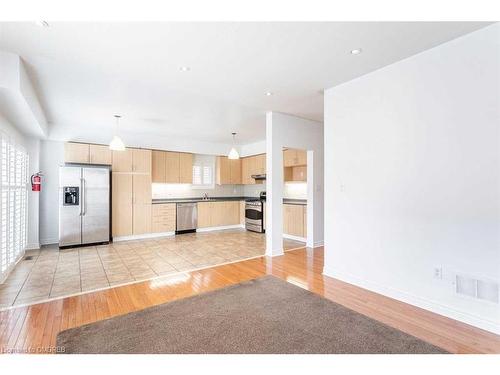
left=59, top=166, right=110, bottom=248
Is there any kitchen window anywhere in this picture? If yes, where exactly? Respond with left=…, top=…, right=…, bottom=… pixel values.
left=192, top=154, right=215, bottom=189
left=0, top=131, right=28, bottom=282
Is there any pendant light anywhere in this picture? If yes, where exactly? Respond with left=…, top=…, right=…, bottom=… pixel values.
left=228, top=132, right=239, bottom=160
left=109, top=115, right=126, bottom=151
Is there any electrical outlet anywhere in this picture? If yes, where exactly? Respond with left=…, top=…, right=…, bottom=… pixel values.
left=433, top=267, right=443, bottom=280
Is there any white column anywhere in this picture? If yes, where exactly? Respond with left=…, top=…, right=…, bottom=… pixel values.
left=265, top=112, right=284, bottom=257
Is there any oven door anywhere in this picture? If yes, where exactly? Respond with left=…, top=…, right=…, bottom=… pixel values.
left=245, top=203, right=263, bottom=232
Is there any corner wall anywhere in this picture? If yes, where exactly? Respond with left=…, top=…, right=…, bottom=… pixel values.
left=324, top=24, right=500, bottom=333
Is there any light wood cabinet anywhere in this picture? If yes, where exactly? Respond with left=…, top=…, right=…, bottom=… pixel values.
left=133, top=204, right=152, bottom=235
left=112, top=173, right=133, bottom=237
left=284, top=165, right=307, bottom=182
left=283, top=204, right=306, bottom=237
left=89, top=144, right=112, bottom=165
left=152, top=150, right=193, bottom=184
left=152, top=204, right=176, bottom=233
left=197, top=202, right=212, bottom=228
left=179, top=153, right=193, bottom=183
left=152, top=151, right=166, bottom=183
left=65, top=143, right=90, bottom=164
left=240, top=154, right=266, bottom=185
left=216, top=156, right=241, bottom=185
left=112, top=148, right=134, bottom=172
left=165, top=151, right=180, bottom=183
left=132, top=149, right=151, bottom=174
left=254, top=154, right=266, bottom=175
left=241, top=156, right=254, bottom=185
left=303, top=206, right=307, bottom=237
left=283, top=148, right=307, bottom=167
left=229, top=159, right=241, bottom=184
left=240, top=200, right=245, bottom=225
left=132, top=174, right=151, bottom=204
left=196, top=201, right=240, bottom=228
left=112, top=173, right=152, bottom=237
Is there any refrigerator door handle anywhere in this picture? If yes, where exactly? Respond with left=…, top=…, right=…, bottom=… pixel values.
left=81, top=177, right=86, bottom=216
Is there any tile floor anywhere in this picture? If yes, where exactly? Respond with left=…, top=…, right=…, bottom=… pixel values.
left=0, top=229, right=304, bottom=308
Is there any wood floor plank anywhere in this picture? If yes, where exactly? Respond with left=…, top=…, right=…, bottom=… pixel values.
left=0, top=247, right=498, bottom=354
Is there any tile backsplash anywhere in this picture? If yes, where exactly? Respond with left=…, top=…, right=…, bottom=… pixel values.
left=152, top=183, right=243, bottom=199
left=152, top=181, right=306, bottom=200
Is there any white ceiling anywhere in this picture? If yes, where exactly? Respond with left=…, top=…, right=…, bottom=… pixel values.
left=0, top=22, right=490, bottom=145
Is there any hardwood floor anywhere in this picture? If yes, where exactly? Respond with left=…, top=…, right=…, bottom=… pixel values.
left=0, top=247, right=499, bottom=354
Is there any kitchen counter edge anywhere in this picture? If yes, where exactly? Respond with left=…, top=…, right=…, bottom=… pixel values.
left=152, top=197, right=307, bottom=205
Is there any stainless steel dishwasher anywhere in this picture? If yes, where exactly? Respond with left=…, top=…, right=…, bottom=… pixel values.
left=176, top=202, right=198, bottom=234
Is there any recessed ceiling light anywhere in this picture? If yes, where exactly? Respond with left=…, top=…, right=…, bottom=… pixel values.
left=351, top=48, right=362, bottom=55
left=35, top=21, right=50, bottom=28
left=265, top=92, right=273, bottom=96
left=179, top=66, right=190, bottom=72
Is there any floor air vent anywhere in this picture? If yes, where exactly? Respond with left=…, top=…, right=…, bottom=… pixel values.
left=456, top=274, right=499, bottom=304
left=24, top=255, right=34, bottom=261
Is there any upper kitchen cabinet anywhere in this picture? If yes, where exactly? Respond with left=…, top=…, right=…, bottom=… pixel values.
left=89, top=144, right=112, bottom=165
left=152, top=150, right=166, bottom=183
left=132, top=149, right=152, bottom=174
left=241, top=153, right=266, bottom=184
left=112, top=148, right=133, bottom=172
left=64, top=142, right=90, bottom=164
left=241, top=156, right=254, bottom=184
left=216, top=156, right=241, bottom=185
left=112, top=148, right=151, bottom=173
left=283, top=148, right=307, bottom=167
left=152, top=150, right=193, bottom=183
left=65, top=142, right=113, bottom=165
left=254, top=154, right=266, bottom=174
left=179, top=153, right=194, bottom=184
left=165, top=151, right=180, bottom=182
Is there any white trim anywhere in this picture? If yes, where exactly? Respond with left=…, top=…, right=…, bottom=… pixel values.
left=196, top=224, right=244, bottom=232
left=25, top=242, right=40, bottom=250
left=323, top=266, right=500, bottom=335
left=313, top=240, right=324, bottom=247
left=113, top=231, right=175, bottom=242
left=40, top=237, right=58, bottom=245
left=283, top=233, right=306, bottom=242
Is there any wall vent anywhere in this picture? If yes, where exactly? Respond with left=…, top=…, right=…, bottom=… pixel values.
left=455, top=274, right=499, bottom=304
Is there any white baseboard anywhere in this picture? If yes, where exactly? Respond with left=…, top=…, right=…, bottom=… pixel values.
left=323, top=266, right=500, bottom=335
left=196, top=224, right=245, bottom=232
left=40, top=237, right=58, bottom=246
left=313, top=240, right=324, bottom=248
left=25, top=242, right=40, bottom=250
left=113, top=231, right=175, bottom=242
left=283, top=233, right=306, bottom=242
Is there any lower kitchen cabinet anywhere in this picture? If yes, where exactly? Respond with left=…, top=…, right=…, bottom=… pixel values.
left=197, top=201, right=240, bottom=228
left=152, top=203, right=176, bottom=232
left=283, top=203, right=306, bottom=238
left=133, top=204, right=152, bottom=235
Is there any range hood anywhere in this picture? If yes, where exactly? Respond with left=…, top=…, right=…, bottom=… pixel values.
left=251, top=174, right=266, bottom=180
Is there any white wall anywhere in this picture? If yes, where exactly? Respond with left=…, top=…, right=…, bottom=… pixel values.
left=324, top=24, right=500, bottom=333
left=39, top=140, right=64, bottom=245
left=266, top=112, right=324, bottom=255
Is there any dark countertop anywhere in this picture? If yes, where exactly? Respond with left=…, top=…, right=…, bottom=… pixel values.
left=152, top=197, right=307, bottom=205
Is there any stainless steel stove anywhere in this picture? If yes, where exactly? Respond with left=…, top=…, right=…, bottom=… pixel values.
left=245, top=192, right=265, bottom=233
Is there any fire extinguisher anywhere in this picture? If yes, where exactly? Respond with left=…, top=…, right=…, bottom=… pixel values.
left=31, top=172, right=42, bottom=192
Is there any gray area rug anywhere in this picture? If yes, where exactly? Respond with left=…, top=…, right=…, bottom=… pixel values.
left=57, top=276, right=447, bottom=354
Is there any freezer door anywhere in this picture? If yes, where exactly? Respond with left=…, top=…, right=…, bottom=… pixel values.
left=82, top=167, right=110, bottom=244
left=59, top=166, right=82, bottom=246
